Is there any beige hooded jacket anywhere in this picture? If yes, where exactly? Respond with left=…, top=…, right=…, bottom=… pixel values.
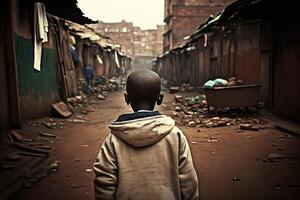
left=94, top=114, right=199, bottom=200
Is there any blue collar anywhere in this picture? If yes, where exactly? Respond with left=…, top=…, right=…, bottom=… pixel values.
left=115, top=111, right=160, bottom=122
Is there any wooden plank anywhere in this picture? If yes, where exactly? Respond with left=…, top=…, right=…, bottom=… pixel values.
left=51, top=101, right=72, bottom=118
left=13, top=142, right=49, bottom=154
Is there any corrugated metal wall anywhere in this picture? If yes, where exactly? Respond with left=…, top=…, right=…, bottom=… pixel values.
left=15, top=35, right=61, bottom=119
left=272, top=26, right=300, bottom=122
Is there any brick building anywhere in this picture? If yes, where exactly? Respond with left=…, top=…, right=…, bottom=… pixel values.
left=155, top=25, right=165, bottom=57
left=163, top=0, right=236, bottom=52
left=89, top=20, right=135, bottom=56
left=90, top=21, right=164, bottom=57
left=133, top=25, right=164, bottom=57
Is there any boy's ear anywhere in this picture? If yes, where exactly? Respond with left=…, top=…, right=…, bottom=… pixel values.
left=157, top=93, right=164, bottom=105
left=124, top=93, right=130, bottom=105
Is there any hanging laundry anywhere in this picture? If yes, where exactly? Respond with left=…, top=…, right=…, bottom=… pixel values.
left=33, top=2, right=48, bottom=71
left=96, top=54, right=103, bottom=64
left=114, top=50, right=120, bottom=68
left=70, top=45, right=80, bottom=65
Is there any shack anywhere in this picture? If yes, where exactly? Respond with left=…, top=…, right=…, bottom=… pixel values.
left=154, top=0, right=300, bottom=122
left=0, top=0, right=131, bottom=130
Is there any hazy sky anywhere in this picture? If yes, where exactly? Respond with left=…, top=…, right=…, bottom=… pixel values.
left=77, top=0, right=164, bottom=29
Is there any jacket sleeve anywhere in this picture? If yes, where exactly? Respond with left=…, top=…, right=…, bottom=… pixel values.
left=178, top=132, right=199, bottom=200
left=93, top=134, right=118, bottom=200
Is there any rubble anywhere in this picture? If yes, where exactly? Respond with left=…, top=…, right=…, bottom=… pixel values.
left=67, top=119, right=86, bottom=123
left=42, top=121, right=57, bottom=129
left=50, top=161, right=60, bottom=172
left=240, top=124, right=252, bottom=130
left=39, top=131, right=56, bottom=138
left=170, top=94, right=268, bottom=129
left=188, top=121, right=196, bottom=127
left=169, top=86, right=180, bottom=93
left=51, top=101, right=72, bottom=118
left=97, top=94, right=106, bottom=100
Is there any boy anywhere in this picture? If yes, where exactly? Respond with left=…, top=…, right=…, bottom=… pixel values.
left=93, top=70, right=199, bottom=200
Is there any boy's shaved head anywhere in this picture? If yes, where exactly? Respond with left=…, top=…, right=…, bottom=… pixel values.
left=125, top=70, right=162, bottom=111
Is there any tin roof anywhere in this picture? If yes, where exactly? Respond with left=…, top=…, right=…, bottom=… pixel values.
left=33, top=0, right=96, bottom=25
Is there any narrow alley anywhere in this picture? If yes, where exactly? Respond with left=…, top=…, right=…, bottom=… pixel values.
left=1, top=0, right=300, bottom=200
left=1, top=91, right=300, bottom=199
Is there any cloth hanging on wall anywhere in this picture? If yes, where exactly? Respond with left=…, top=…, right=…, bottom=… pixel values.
left=70, top=45, right=80, bottom=65
left=33, top=2, right=48, bottom=71
left=96, top=54, right=103, bottom=64
left=114, top=51, right=120, bottom=69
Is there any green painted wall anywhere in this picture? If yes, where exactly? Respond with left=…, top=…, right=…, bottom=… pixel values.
left=15, top=34, right=61, bottom=119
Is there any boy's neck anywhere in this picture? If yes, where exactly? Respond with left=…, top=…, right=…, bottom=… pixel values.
left=132, top=104, right=155, bottom=112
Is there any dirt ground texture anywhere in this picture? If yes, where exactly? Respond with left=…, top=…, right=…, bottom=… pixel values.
left=1, top=91, right=300, bottom=200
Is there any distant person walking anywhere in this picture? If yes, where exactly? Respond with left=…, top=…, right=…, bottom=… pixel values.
left=83, top=64, right=94, bottom=95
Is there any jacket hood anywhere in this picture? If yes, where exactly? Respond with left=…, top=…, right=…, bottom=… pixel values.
left=109, top=115, right=175, bottom=147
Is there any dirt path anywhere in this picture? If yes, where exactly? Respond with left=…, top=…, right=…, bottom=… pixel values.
left=13, top=91, right=300, bottom=200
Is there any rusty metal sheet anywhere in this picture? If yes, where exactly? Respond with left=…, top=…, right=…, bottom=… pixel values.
left=204, top=84, right=260, bottom=110
left=51, top=101, right=72, bottom=118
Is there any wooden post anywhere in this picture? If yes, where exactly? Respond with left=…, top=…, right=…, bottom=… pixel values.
left=5, top=0, right=22, bottom=128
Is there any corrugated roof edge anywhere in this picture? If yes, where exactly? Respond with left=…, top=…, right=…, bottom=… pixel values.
left=188, top=0, right=262, bottom=40
left=32, top=0, right=97, bottom=25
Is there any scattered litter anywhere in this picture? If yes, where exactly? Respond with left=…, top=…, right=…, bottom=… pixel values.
left=251, top=126, right=260, bottom=131
left=86, top=108, right=95, bottom=112
left=267, top=153, right=289, bottom=160
left=42, top=122, right=56, bottom=129
left=270, top=183, right=282, bottom=190
left=188, top=121, right=196, bottom=127
left=81, top=110, right=88, bottom=115
left=85, top=169, right=93, bottom=172
left=169, top=86, right=180, bottom=93
left=39, top=131, right=56, bottom=138
left=52, top=101, right=72, bottom=118
left=75, top=95, right=83, bottom=102
left=208, top=137, right=218, bottom=142
left=97, top=94, right=106, bottom=100
left=263, top=153, right=291, bottom=162
left=191, top=141, right=197, bottom=144
left=170, top=94, right=268, bottom=129
left=80, top=144, right=89, bottom=148
left=175, top=106, right=181, bottom=112
left=232, top=177, right=241, bottom=181
left=240, top=124, right=252, bottom=130
left=67, top=119, right=86, bottom=123
left=50, top=161, right=59, bottom=171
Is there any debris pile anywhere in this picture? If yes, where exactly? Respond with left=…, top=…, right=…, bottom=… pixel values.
left=171, top=94, right=268, bottom=129
left=203, top=77, right=244, bottom=88
left=169, top=83, right=195, bottom=93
